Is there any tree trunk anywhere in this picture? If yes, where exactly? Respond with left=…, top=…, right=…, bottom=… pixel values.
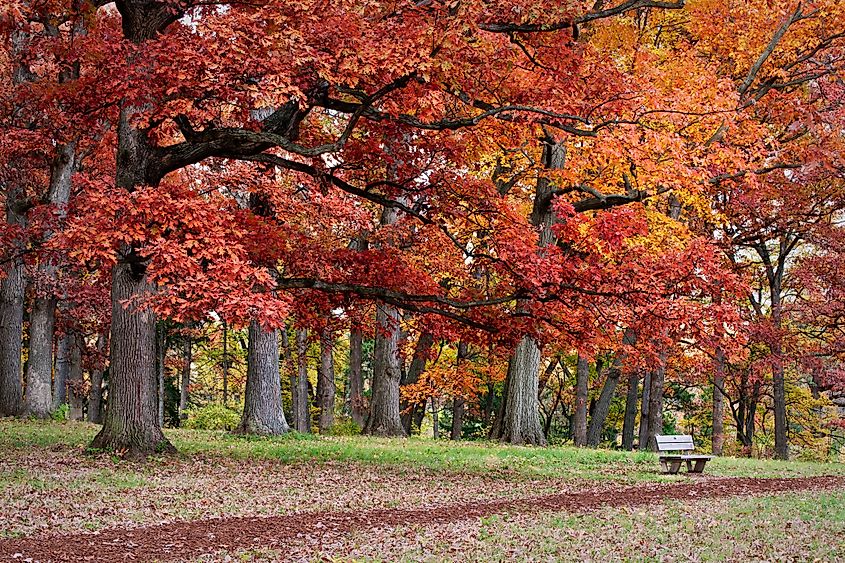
left=573, top=355, right=589, bottom=447
left=67, top=333, right=85, bottom=421
left=91, top=260, right=175, bottom=458
left=317, top=329, right=335, bottom=432
left=400, top=331, right=434, bottom=434
left=431, top=396, right=440, bottom=440
left=495, top=336, right=546, bottom=445
left=293, top=328, right=310, bottom=433
left=236, top=321, right=289, bottom=435
left=772, top=341, right=788, bottom=459
left=621, top=370, right=639, bottom=451
left=52, top=333, right=71, bottom=412
left=88, top=334, right=105, bottom=424
left=348, top=327, right=366, bottom=427
left=363, top=303, right=406, bottom=436
left=450, top=342, right=468, bottom=440
left=638, top=369, right=652, bottom=449
left=178, top=334, right=191, bottom=421
left=221, top=319, right=229, bottom=406
left=0, top=190, right=25, bottom=417
left=712, top=347, right=726, bottom=455
left=646, top=354, right=667, bottom=451
left=587, top=330, right=636, bottom=447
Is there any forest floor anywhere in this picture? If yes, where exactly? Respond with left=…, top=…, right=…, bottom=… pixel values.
left=1, top=420, right=844, bottom=561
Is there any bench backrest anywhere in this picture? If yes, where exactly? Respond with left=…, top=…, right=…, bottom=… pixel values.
left=655, top=434, right=695, bottom=452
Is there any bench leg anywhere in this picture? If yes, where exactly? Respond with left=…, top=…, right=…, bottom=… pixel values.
left=691, top=459, right=707, bottom=473
left=669, top=460, right=682, bottom=474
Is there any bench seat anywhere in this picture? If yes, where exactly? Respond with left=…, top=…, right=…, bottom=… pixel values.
left=656, top=435, right=712, bottom=474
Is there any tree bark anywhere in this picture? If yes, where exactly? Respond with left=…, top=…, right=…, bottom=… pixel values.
left=348, top=327, right=366, bottom=427
left=364, top=303, right=406, bottom=436
left=317, top=328, right=335, bottom=432
left=712, top=347, right=726, bottom=455
left=621, top=369, right=639, bottom=451
left=573, top=355, right=589, bottom=447
left=293, top=328, right=310, bottom=432
left=156, top=325, right=166, bottom=428
left=88, top=334, right=105, bottom=424
left=221, top=320, right=229, bottom=406
left=236, top=321, right=289, bottom=435
left=450, top=342, right=468, bottom=440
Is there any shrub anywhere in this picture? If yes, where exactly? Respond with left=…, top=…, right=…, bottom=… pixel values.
left=50, top=404, right=69, bottom=422
left=324, top=417, right=362, bottom=436
left=184, top=403, right=241, bottom=431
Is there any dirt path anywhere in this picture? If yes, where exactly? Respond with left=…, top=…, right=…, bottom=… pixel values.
left=3, top=475, right=843, bottom=562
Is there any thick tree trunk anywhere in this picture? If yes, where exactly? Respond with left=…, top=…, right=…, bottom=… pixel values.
left=25, top=141, right=77, bottom=418
left=293, top=328, right=310, bottom=433
left=91, top=262, right=174, bottom=457
left=317, top=329, right=335, bottom=432
left=712, top=347, right=726, bottom=455
left=88, top=335, right=105, bottom=424
left=348, top=327, right=366, bottom=427
left=364, top=303, right=406, bottom=436
left=236, top=321, right=289, bottom=435
left=52, top=333, right=71, bottom=412
left=25, top=298, right=56, bottom=417
left=67, top=333, right=85, bottom=421
left=400, top=331, right=434, bottom=434
left=495, top=336, right=546, bottom=445
left=638, top=369, right=652, bottom=449
left=573, top=355, right=589, bottom=447
left=621, top=370, right=639, bottom=451
left=156, top=325, right=166, bottom=428
left=0, top=192, right=25, bottom=417
left=178, top=335, right=191, bottom=421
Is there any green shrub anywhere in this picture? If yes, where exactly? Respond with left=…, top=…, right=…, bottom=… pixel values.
left=50, top=403, right=69, bottom=422
left=184, top=403, right=241, bottom=431
left=324, top=417, right=362, bottom=436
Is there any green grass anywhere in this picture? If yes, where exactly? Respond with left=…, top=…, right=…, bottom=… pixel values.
left=1, top=418, right=843, bottom=482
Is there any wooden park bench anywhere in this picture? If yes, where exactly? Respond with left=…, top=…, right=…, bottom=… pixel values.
left=655, top=434, right=712, bottom=474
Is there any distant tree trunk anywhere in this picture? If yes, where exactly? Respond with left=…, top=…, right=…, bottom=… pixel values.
left=364, top=303, right=406, bottom=436
left=88, top=335, right=105, bottom=424
left=573, top=355, right=589, bottom=447
left=0, top=188, right=25, bottom=417
left=236, top=321, right=289, bottom=435
left=646, top=352, right=668, bottom=451
left=221, top=319, right=229, bottom=406
left=450, top=342, right=468, bottom=441
left=293, top=328, right=310, bottom=433
left=156, top=325, right=166, bottom=427
left=638, top=370, right=652, bottom=449
left=621, top=370, right=639, bottom=451
left=178, top=334, right=191, bottom=421
left=348, top=327, right=366, bottom=427
left=400, top=331, right=434, bottom=434
left=587, top=329, right=636, bottom=447
left=67, top=333, right=85, bottom=421
left=53, top=333, right=72, bottom=412
left=771, top=339, right=788, bottom=459
left=317, top=329, right=335, bottom=432
left=712, top=347, right=726, bottom=455
left=431, top=396, right=440, bottom=439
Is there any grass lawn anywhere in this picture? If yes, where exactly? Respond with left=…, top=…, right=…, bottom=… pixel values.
left=2, top=418, right=843, bottom=561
